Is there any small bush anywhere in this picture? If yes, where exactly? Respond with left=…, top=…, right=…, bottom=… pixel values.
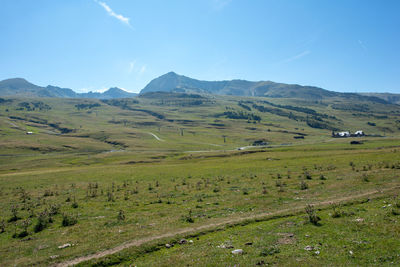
left=260, top=245, right=280, bottom=256
left=300, top=181, right=308, bottom=190
left=305, top=204, right=321, bottom=225
left=319, top=174, right=327, bottom=180
left=362, top=174, right=370, bottom=182
left=8, top=205, right=20, bottom=222
left=118, top=210, right=125, bottom=221
left=48, top=204, right=60, bottom=216
left=391, top=208, right=400, bottom=216
left=331, top=203, right=343, bottom=218
left=34, top=212, right=49, bottom=233
left=183, top=210, right=194, bottom=223
left=62, top=213, right=77, bottom=227
left=0, top=220, right=5, bottom=233
left=72, top=201, right=78, bottom=208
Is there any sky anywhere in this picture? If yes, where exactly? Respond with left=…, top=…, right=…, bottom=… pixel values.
left=0, top=0, right=399, bottom=93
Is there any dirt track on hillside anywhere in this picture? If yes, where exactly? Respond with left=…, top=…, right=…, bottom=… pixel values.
left=55, top=185, right=399, bottom=267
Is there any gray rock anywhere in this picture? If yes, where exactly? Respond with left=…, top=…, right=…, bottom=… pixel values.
left=232, top=249, right=243, bottom=255
left=58, top=243, right=71, bottom=249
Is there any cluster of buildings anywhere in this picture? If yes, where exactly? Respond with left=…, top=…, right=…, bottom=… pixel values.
left=332, top=130, right=364, bottom=138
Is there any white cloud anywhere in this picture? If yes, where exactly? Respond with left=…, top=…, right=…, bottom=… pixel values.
left=139, top=65, right=147, bottom=75
left=212, top=0, right=232, bottom=11
left=281, top=50, right=311, bottom=63
left=358, top=40, right=367, bottom=52
left=95, top=0, right=132, bottom=27
left=128, top=61, right=136, bottom=73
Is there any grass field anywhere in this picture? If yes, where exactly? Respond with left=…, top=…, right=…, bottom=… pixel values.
left=0, top=94, right=399, bottom=266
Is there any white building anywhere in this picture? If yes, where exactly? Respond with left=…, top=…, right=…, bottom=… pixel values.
left=338, top=131, right=350, bottom=137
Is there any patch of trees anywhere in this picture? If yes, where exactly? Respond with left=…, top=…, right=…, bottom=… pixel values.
left=367, top=122, right=376, bottom=126
left=102, top=99, right=165, bottom=120
left=252, top=104, right=302, bottom=121
left=257, top=100, right=336, bottom=120
left=48, top=123, right=75, bottom=134
left=331, top=103, right=370, bottom=112
left=216, top=111, right=261, bottom=122
left=16, top=101, right=51, bottom=111
left=0, top=98, right=13, bottom=104
left=75, top=103, right=101, bottom=110
left=238, top=101, right=251, bottom=111
left=101, top=99, right=139, bottom=109
left=154, top=99, right=210, bottom=107
left=306, top=119, right=337, bottom=130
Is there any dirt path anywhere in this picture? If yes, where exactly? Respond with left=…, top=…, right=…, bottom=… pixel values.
left=148, top=132, right=164, bottom=142
left=55, top=185, right=399, bottom=267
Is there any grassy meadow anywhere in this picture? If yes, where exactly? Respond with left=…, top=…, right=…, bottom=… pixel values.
left=0, top=93, right=399, bottom=266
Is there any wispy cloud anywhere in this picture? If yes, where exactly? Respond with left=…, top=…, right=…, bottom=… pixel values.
left=128, top=61, right=136, bottom=73
left=139, top=65, right=147, bottom=75
left=127, top=61, right=146, bottom=76
left=95, top=0, right=132, bottom=28
left=281, top=50, right=311, bottom=63
left=211, top=0, right=232, bottom=11
left=358, top=40, right=367, bottom=52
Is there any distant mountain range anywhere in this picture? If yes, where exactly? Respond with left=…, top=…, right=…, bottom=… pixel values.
left=0, top=74, right=399, bottom=104
left=0, top=78, right=136, bottom=99
left=140, top=72, right=396, bottom=104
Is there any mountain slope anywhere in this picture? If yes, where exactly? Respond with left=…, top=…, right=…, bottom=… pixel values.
left=0, top=78, right=136, bottom=99
left=140, top=72, right=388, bottom=103
left=360, top=93, right=400, bottom=104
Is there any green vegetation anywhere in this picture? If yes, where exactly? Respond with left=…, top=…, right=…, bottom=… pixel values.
left=0, top=93, right=399, bottom=266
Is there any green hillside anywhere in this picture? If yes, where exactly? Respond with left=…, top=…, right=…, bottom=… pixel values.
left=0, top=94, right=399, bottom=266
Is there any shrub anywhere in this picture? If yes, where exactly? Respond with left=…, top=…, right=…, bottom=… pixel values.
left=0, top=220, right=5, bottom=233
left=118, top=210, right=125, bottom=221
left=107, top=191, right=115, bottom=202
left=183, top=210, right=194, bottom=223
left=260, top=245, right=280, bottom=256
left=62, top=213, right=77, bottom=227
left=48, top=204, right=60, bottom=216
left=8, top=205, right=20, bottom=222
left=391, top=208, right=400, bottom=216
left=305, top=204, right=321, bottom=225
left=331, top=203, right=343, bottom=218
left=362, top=174, right=370, bottom=182
left=319, top=174, right=327, bottom=180
left=72, top=201, right=78, bottom=208
left=300, top=181, right=308, bottom=190
left=304, top=172, right=312, bottom=180
left=34, top=211, right=49, bottom=233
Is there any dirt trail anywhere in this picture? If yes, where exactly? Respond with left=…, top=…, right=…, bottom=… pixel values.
left=148, top=132, right=164, bottom=142
left=55, top=185, right=399, bottom=267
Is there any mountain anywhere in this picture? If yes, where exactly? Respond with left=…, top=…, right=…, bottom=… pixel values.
left=79, top=87, right=137, bottom=99
left=0, top=78, right=136, bottom=99
left=360, top=93, right=400, bottom=104
left=140, top=72, right=388, bottom=103
left=140, top=72, right=339, bottom=98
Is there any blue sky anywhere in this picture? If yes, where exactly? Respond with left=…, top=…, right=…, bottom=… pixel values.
left=1, top=0, right=399, bottom=93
